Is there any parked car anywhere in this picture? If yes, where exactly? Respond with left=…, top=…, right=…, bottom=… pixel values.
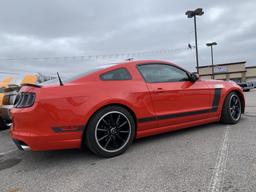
left=237, top=82, right=254, bottom=92
left=0, top=85, right=20, bottom=129
left=0, top=75, right=38, bottom=130
left=0, top=77, right=13, bottom=130
left=252, top=81, right=256, bottom=88
left=11, top=60, right=245, bottom=157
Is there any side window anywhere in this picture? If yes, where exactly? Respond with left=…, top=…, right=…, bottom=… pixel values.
left=100, top=68, right=132, bottom=80
left=137, top=64, right=189, bottom=83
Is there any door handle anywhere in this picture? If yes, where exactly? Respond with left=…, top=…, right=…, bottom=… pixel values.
left=154, top=87, right=165, bottom=93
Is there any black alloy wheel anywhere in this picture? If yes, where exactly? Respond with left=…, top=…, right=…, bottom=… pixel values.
left=229, top=94, right=241, bottom=121
left=95, top=111, right=131, bottom=153
left=221, top=92, right=242, bottom=124
left=84, top=106, right=135, bottom=157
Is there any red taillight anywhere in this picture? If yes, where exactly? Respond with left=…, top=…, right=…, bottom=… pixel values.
left=15, top=92, right=36, bottom=108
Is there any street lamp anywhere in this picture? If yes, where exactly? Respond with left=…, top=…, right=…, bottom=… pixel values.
left=185, top=8, right=204, bottom=74
left=206, top=42, right=217, bottom=79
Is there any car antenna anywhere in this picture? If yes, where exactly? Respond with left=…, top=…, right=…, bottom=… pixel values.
left=57, top=72, right=64, bottom=86
left=126, top=58, right=133, bottom=61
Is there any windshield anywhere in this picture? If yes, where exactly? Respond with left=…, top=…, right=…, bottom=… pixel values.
left=40, top=64, right=116, bottom=85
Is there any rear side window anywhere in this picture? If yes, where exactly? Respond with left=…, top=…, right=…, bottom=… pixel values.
left=100, top=68, right=132, bottom=80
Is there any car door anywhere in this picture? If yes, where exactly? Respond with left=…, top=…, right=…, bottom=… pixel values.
left=137, top=63, right=212, bottom=128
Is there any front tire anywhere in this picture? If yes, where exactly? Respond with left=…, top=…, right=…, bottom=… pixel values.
left=220, top=92, right=242, bottom=124
left=84, top=106, right=135, bottom=158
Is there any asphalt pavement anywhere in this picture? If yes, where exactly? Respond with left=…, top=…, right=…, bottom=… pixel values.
left=0, top=90, right=256, bottom=192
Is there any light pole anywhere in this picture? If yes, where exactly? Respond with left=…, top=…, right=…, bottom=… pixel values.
left=206, top=42, right=217, bottom=79
left=185, top=8, right=204, bottom=74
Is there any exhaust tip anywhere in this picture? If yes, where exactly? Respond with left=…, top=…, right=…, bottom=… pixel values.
left=13, top=139, right=31, bottom=151
left=20, top=145, right=31, bottom=151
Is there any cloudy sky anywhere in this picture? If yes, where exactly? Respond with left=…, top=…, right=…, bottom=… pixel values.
left=0, top=0, right=256, bottom=79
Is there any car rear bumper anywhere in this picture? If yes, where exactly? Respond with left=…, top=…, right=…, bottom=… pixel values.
left=11, top=126, right=82, bottom=151
left=11, top=104, right=83, bottom=151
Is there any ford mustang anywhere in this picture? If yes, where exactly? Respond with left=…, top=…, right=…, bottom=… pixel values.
left=11, top=60, right=245, bottom=157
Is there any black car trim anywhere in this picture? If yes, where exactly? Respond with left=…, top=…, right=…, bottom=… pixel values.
left=21, top=83, right=42, bottom=88
left=52, top=125, right=84, bottom=133
left=138, top=88, right=222, bottom=123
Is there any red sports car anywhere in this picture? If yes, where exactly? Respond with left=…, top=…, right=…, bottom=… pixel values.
left=11, top=60, right=245, bottom=157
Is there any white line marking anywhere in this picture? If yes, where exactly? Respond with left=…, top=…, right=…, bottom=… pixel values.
left=0, top=149, right=18, bottom=156
left=208, top=125, right=230, bottom=192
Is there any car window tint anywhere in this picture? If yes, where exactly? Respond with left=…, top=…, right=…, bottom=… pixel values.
left=137, top=64, right=189, bottom=83
left=100, top=68, right=132, bottom=80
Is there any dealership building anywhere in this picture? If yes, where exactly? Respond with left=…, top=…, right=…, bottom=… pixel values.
left=198, top=61, right=256, bottom=82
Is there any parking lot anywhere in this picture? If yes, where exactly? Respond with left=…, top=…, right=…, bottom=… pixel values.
left=0, top=90, right=255, bottom=192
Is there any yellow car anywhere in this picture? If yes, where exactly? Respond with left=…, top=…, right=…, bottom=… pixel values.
left=0, top=75, right=38, bottom=129
left=0, top=77, right=13, bottom=129
left=0, top=77, right=12, bottom=105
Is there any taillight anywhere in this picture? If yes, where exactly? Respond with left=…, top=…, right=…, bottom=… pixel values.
left=3, top=94, right=16, bottom=105
left=2, top=95, right=10, bottom=105
left=15, top=92, right=36, bottom=108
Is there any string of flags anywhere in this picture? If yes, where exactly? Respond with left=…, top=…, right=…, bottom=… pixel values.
left=0, top=45, right=195, bottom=62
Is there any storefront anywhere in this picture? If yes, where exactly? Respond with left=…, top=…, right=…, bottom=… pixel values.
left=198, top=61, right=256, bottom=82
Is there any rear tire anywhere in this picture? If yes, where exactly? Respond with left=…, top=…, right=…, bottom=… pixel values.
left=84, top=106, right=135, bottom=158
left=0, top=117, right=8, bottom=130
left=220, top=92, right=242, bottom=124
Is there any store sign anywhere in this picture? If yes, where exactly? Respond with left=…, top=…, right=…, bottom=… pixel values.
left=214, top=66, right=228, bottom=73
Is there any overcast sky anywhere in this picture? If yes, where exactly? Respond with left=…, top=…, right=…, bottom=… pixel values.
left=0, top=0, right=256, bottom=79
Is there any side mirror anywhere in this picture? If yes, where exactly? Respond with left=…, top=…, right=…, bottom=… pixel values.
left=190, top=73, right=199, bottom=82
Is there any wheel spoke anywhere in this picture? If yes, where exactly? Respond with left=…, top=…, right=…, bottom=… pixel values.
left=97, top=128, right=108, bottom=132
left=118, top=121, right=127, bottom=128
left=111, top=135, right=119, bottom=148
left=104, top=137, right=112, bottom=148
left=98, top=134, right=108, bottom=142
left=109, top=113, right=115, bottom=126
left=116, top=134, right=125, bottom=142
left=102, top=118, right=110, bottom=126
left=119, top=130, right=129, bottom=133
left=116, top=114, right=121, bottom=126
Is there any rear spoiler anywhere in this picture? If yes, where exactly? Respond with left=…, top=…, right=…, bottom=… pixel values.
left=21, top=83, right=42, bottom=88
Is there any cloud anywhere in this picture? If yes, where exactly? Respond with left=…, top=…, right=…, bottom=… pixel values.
left=0, top=0, right=256, bottom=79
left=207, top=6, right=227, bottom=22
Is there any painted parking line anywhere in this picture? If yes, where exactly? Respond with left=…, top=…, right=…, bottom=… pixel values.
left=0, top=149, right=18, bottom=156
left=208, top=125, right=230, bottom=192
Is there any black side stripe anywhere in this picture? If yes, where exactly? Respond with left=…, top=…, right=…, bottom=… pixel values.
left=138, top=116, right=157, bottom=123
left=138, top=88, right=222, bottom=123
left=52, top=125, right=84, bottom=133
left=211, top=88, right=221, bottom=112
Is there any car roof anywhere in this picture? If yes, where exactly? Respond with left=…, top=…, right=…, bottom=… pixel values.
left=104, top=59, right=175, bottom=69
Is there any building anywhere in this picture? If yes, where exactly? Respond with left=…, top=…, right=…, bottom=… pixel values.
left=198, top=61, right=256, bottom=82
